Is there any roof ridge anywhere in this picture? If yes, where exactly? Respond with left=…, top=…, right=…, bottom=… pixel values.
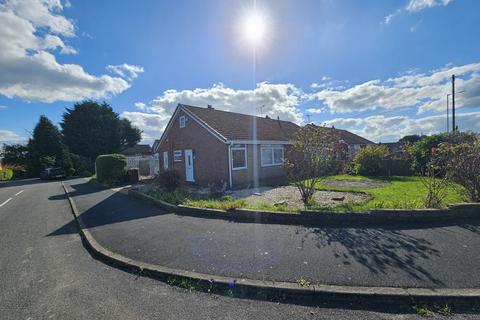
left=180, top=104, right=298, bottom=126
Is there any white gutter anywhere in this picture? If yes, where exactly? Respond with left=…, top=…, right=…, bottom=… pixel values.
left=228, top=143, right=233, bottom=188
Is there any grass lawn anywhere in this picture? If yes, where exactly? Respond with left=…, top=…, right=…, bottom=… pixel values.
left=313, top=175, right=467, bottom=211
left=146, top=175, right=468, bottom=213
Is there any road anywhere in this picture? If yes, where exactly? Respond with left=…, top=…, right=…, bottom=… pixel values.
left=0, top=178, right=478, bottom=319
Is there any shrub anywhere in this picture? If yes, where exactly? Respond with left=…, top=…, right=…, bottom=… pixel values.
left=95, top=154, right=127, bottom=186
left=353, top=145, right=390, bottom=176
left=442, top=141, right=480, bottom=202
left=408, top=131, right=479, bottom=174
left=158, top=170, right=181, bottom=191
left=0, top=168, right=14, bottom=180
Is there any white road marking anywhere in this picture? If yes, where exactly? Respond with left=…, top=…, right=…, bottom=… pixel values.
left=15, top=190, right=24, bottom=196
left=0, top=198, right=12, bottom=207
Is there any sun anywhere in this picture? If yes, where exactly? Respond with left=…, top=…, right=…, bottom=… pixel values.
left=241, top=11, right=267, bottom=47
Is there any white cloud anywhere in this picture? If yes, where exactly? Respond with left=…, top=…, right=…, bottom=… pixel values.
left=0, top=130, right=27, bottom=144
left=306, top=108, right=323, bottom=114
left=310, top=62, right=480, bottom=114
left=384, top=0, right=453, bottom=25
left=0, top=105, right=7, bottom=109
left=0, top=0, right=142, bottom=103
left=325, top=111, right=480, bottom=143
left=106, top=64, right=145, bottom=81
left=134, top=102, right=146, bottom=111
left=122, top=82, right=305, bottom=144
left=406, top=0, right=452, bottom=12
left=121, top=111, right=171, bottom=145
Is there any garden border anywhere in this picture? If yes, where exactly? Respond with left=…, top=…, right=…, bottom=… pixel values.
left=128, top=189, right=480, bottom=226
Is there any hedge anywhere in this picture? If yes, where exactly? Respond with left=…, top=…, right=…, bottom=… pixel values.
left=0, top=168, right=14, bottom=181
left=95, top=154, right=127, bottom=186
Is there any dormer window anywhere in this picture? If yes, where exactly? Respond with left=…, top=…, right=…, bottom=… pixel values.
left=179, top=115, right=186, bottom=128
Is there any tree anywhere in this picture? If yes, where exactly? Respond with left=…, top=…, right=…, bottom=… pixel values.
left=442, top=141, right=480, bottom=202
left=284, top=125, right=346, bottom=206
left=399, top=134, right=425, bottom=145
left=61, top=101, right=141, bottom=161
left=120, top=118, right=142, bottom=148
left=27, top=116, right=72, bottom=176
left=1, top=144, right=28, bottom=166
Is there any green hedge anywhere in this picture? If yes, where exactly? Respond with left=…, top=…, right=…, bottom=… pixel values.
left=0, top=168, right=14, bottom=181
left=95, top=154, right=126, bottom=186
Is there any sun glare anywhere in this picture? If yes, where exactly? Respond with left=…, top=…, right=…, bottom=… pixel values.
left=242, top=11, right=267, bottom=47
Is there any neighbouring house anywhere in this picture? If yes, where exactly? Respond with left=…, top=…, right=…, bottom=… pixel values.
left=155, top=104, right=375, bottom=188
left=380, top=141, right=409, bottom=159
left=121, top=144, right=152, bottom=157
left=322, top=125, right=375, bottom=159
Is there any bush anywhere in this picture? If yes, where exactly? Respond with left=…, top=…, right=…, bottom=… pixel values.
left=442, top=141, right=480, bottom=202
left=353, top=145, right=390, bottom=176
left=95, top=154, right=127, bottom=186
left=408, top=131, right=479, bottom=174
left=0, top=168, right=14, bottom=180
left=71, top=153, right=94, bottom=177
left=158, top=170, right=181, bottom=191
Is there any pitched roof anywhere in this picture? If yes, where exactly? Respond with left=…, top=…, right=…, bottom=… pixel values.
left=181, top=104, right=300, bottom=141
left=335, top=128, right=375, bottom=145
left=121, top=144, right=152, bottom=156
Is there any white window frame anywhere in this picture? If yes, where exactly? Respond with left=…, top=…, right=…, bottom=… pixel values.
left=260, top=144, right=284, bottom=167
left=179, top=115, right=186, bottom=128
left=173, top=150, right=182, bottom=162
left=231, top=144, right=247, bottom=170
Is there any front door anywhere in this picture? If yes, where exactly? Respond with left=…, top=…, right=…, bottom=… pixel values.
left=163, top=151, right=168, bottom=171
left=184, top=149, right=194, bottom=182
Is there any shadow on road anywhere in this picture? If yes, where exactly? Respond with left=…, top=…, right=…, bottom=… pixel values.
left=47, top=180, right=170, bottom=236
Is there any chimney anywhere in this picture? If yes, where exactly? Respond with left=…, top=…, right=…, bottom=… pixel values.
left=207, top=104, right=214, bottom=109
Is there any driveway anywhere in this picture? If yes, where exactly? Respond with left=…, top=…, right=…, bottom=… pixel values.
left=62, top=178, right=480, bottom=289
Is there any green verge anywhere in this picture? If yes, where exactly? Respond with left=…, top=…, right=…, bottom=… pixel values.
left=313, top=175, right=467, bottom=212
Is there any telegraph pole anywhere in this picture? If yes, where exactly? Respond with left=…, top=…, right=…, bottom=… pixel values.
left=452, top=74, right=456, bottom=131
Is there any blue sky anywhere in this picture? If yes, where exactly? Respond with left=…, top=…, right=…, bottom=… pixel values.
left=0, top=0, right=479, bottom=145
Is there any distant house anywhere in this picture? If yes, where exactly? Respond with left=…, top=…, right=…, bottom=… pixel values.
left=154, top=104, right=374, bottom=188
left=121, top=144, right=152, bottom=157
left=380, top=142, right=409, bottom=159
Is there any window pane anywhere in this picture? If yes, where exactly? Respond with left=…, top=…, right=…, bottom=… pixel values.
left=232, top=149, right=246, bottom=169
left=261, top=148, right=272, bottom=166
left=273, top=148, right=283, bottom=164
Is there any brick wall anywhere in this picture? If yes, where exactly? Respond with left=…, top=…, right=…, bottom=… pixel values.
left=157, top=109, right=229, bottom=186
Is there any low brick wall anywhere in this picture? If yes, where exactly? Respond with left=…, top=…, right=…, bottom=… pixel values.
left=128, top=189, right=480, bottom=226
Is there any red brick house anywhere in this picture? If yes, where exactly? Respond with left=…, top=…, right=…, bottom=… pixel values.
left=154, top=104, right=373, bottom=188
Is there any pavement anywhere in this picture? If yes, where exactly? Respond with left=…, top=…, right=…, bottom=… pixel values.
left=61, top=178, right=480, bottom=289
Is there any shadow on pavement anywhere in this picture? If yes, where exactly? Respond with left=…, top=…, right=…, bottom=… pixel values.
left=301, top=226, right=445, bottom=286
left=47, top=180, right=170, bottom=236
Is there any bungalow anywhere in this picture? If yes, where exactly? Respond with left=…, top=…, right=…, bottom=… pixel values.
left=154, top=104, right=374, bottom=188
